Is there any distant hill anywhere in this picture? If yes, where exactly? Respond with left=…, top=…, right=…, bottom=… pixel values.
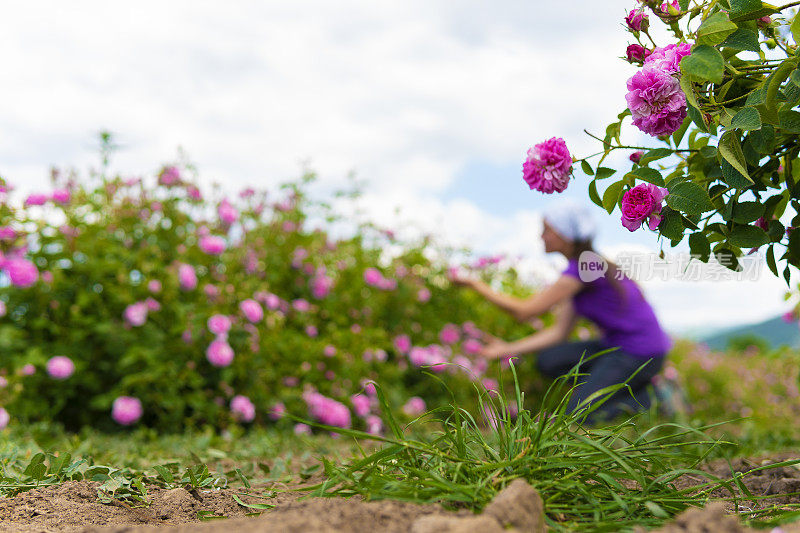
left=698, top=315, right=800, bottom=351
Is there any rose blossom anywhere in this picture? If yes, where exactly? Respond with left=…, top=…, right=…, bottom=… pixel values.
left=350, top=394, right=371, bottom=417
left=625, top=8, right=648, bottom=32
left=124, top=302, right=148, bottom=327
left=178, top=263, right=198, bottom=290
left=644, top=42, right=693, bottom=74
left=46, top=356, right=75, bottom=379
left=206, top=339, right=234, bottom=367
left=0, top=227, right=15, bottom=240
left=51, top=189, right=71, bottom=204
left=112, top=396, right=143, bottom=425
left=394, top=334, right=411, bottom=354
left=4, top=258, right=38, bottom=288
left=147, top=280, right=162, bottom=293
left=218, top=199, right=239, bottom=225
left=0, top=408, right=9, bottom=429
left=365, top=415, right=383, bottom=435
left=626, top=66, right=687, bottom=137
left=231, top=395, right=256, bottom=422
left=439, top=324, right=460, bottom=345
left=25, top=194, right=48, bottom=206
left=269, top=402, right=286, bottom=420
left=402, top=397, right=426, bottom=417
left=626, top=44, right=650, bottom=64
left=199, top=235, right=226, bottom=255
left=207, top=314, right=232, bottom=336
left=620, top=183, right=669, bottom=231
left=522, top=137, right=572, bottom=194
left=21, top=364, right=35, bottom=376
left=239, top=299, right=263, bottom=323
left=294, top=423, right=311, bottom=435
left=145, top=297, right=161, bottom=312
left=158, top=166, right=181, bottom=186
left=363, top=268, right=383, bottom=287
left=417, top=288, right=431, bottom=303
left=630, top=151, right=644, bottom=164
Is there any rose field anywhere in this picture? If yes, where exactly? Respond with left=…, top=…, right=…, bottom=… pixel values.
left=9, top=0, right=800, bottom=531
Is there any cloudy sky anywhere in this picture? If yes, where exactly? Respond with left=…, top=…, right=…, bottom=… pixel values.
left=0, top=1, right=794, bottom=335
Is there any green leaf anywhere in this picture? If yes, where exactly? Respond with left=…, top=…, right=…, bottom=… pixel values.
left=626, top=167, right=665, bottom=187
left=679, top=0, right=689, bottom=9
left=779, top=110, right=800, bottom=134
left=595, top=167, right=616, bottom=180
left=588, top=179, right=602, bottom=208
left=720, top=161, right=752, bottom=189
left=728, top=225, right=768, bottom=247
left=687, top=104, right=709, bottom=133
left=731, top=107, right=762, bottom=131
left=717, top=131, right=753, bottom=182
left=666, top=181, right=715, bottom=215
left=153, top=465, right=174, bottom=484
left=792, top=13, right=800, bottom=45
left=729, top=0, right=776, bottom=22
left=638, top=148, right=673, bottom=166
left=767, top=245, right=778, bottom=276
left=680, top=45, right=725, bottom=84
left=680, top=77, right=700, bottom=110
left=658, top=207, right=685, bottom=240
left=672, top=115, right=691, bottom=146
left=581, top=160, right=594, bottom=176
left=602, top=180, right=625, bottom=214
left=645, top=501, right=670, bottom=519
left=730, top=201, right=765, bottom=223
left=790, top=69, right=800, bottom=88
left=714, top=247, right=742, bottom=272
left=689, top=232, right=710, bottom=262
left=697, top=12, right=738, bottom=47
left=720, top=28, right=761, bottom=51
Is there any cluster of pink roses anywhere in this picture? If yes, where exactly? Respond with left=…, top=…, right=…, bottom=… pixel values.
left=363, top=267, right=397, bottom=290
left=624, top=3, right=692, bottom=139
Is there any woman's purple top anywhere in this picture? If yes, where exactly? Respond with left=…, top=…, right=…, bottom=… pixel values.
left=562, top=257, right=672, bottom=358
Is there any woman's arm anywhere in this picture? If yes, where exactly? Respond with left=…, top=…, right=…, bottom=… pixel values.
left=466, top=275, right=582, bottom=322
left=480, top=301, right=578, bottom=359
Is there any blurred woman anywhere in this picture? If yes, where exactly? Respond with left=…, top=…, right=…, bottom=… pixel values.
left=453, top=200, right=672, bottom=422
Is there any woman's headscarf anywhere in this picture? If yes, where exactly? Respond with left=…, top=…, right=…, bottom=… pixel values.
left=542, top=198, right=598, bottom=243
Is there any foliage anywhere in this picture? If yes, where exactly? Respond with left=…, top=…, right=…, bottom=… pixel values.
left=583, top=0, right=800, bottom=281
left=0, top=138, right=543, bottom=432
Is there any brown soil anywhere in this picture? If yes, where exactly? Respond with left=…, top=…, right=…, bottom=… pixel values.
left=2, top=453, right=800, bottom=532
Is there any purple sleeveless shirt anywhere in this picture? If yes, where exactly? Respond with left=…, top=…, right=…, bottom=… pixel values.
left=562, top=257, right=672, bottom=358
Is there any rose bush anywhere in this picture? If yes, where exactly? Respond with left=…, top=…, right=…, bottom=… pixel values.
left=526, top=0, right=800, bottom=283
left=0, top=155, right=556, bottom=432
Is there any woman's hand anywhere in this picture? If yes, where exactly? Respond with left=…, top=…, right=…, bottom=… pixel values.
left=478, top=339, right=513, bottom=360
left=448, top=269, right=474, bottom=288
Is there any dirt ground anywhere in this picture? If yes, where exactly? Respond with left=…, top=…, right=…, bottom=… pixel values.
left=2, top=453, right=800, bottom=532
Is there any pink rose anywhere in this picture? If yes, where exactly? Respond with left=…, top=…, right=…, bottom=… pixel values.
left=207, top=314, right=232, bottom=336
left=147, top=280, right=162, bottom=293
left=625, top=8, right=648, bottom=32
left=626, top=66, right=687, bottom=137
left=402, top=397, right=426, bottom=417
left=365, top=415, right=383, bottom=435
left=51, top=189, right=71, bottom=204
left=626, top=44, right=650, bottom=64
left=218, top=199, right=239, bottom=225
left=394, top=334, right=411, bottom=354
left=178, top=264, right=198, bottom=290
left=439, top=324, right=460, bottom=345
left=4, top=258, right=38, bottom=288
left=417, top=288, right=431, bottom=303
left=620, top=183, right=669, bottom=232
left=231, top=395, right=256, bottom=422
left=46, top=356, right=74, bottom=379
left=0, top=407, right=8, bottom=429
left=145, top=297, right=161, bottom=312
left=199, top=235, right=226, bottom=255
left=206, top=339, right=234, bottom=367
left=239, top=299, right=263, bottom=323
left=350, top=394, right=371, bottom=417
left=323, top=345, right=337, bottom=357
left=124, top=302, right=148, bottom=327
left=522, top=137, right=572, bottom=194
left=644, top=42, right=693, bottom=74
left=112, top=396, right=143, bottom=425
left=630, top=151, right=644, bottom=164
left=269, top=402, right=286, bottom=420
left=25, top=194, right=48, bottom=206
left=158, top=166, right=181, bottom=186
left=363, top=268, right=383, bottom=287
